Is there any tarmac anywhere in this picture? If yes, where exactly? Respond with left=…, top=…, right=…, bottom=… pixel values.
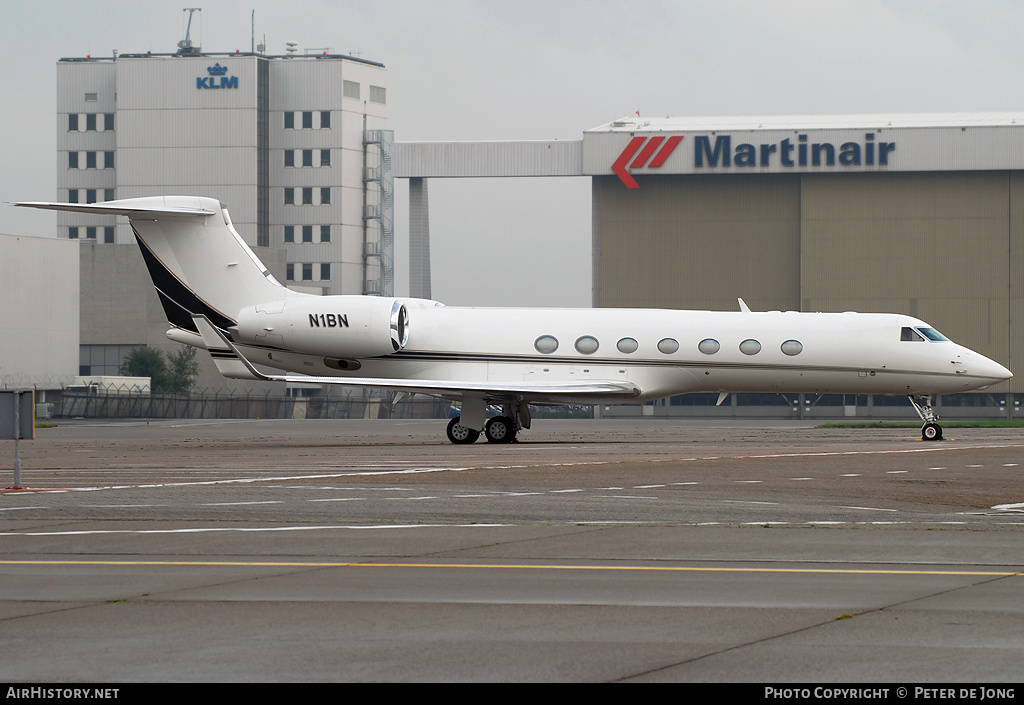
left=1, top=418, right=1022, bottom=682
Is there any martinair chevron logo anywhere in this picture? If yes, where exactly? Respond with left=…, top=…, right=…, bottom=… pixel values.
left=612, top=135, right=683, bottom=188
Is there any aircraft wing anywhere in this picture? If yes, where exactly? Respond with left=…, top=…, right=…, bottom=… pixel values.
left=193, top=316, right=642, bottom=403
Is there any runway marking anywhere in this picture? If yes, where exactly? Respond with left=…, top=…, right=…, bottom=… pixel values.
left=0, top=558, right=1020, bottom=578
left=840, top=474, right=861, bottom=477
left=840, top=505, right=897, bottom=512
left=740, top=443, right=1024, bottom=460
left=201, top=501, right=283, bottom=506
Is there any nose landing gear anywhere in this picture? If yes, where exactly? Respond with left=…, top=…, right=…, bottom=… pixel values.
left=908, top=395, right=944, bottom=441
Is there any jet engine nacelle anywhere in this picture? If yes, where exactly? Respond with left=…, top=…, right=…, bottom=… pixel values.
left=233, top=296, right=409, bottom=359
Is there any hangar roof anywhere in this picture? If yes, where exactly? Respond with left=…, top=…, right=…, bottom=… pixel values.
left=587, top=112, right=1024, bottom=132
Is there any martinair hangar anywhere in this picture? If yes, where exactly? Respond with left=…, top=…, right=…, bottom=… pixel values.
left=395, top=113, right=1022, bottom=415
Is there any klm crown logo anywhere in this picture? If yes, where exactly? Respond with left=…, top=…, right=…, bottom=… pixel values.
left=197, top=63, right=238, bottom=89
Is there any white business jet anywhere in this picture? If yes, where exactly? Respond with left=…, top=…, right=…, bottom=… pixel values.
left=17, top=196, right=1012, bottom=443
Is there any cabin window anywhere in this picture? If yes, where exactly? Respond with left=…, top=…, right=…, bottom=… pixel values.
left=657, top=338, right=679, bottom=354
left=575, top=336, right=599, bottom=355
left=901, top=327, right=925, bottom=342
left=698, top=338, right=720, bottom=355
left=780, top=340, right=803, bottom=356
left=617, top=338, right=638, bottom=354
left=739, top=339, right=761, bottom=355
left=534, top=335, right=558, bottom=354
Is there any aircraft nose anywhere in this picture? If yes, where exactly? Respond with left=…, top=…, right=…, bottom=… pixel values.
left=975, top=354, right=1013, bottom=385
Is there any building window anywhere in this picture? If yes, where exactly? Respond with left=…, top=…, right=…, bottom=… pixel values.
left=86, top=113, right=96, bottom=131
left=320, top=225, right=331, bottom=243
left=343, top=80, right=359, bottom=99
left=320, top=188, right=330, bottom=205
left=69, top=152, right=78, bottom=169
left=104, top=152, right=114, bottom=168
left=104, top=113, right=114, bottom=131
left=370, top=86, right=386, bottom=104
left=302, top=225, right=313, bottom=243
left=68, top=189, right=79, bottom=203
left=68, top=227, right=79, bottom=239
left=320, top=263, right=330, bottom=281
left=284, top=150, right=294, bottom=167
left=79, top=344, right=142, bottom=377
left=84, top=92, right=97, bottom=102
left=86, top=151, right=97, bottom=169
left=302, top=263, right=312, bottom=280
left=320, top=149, right=330, bottom=167
left=284, top=112, right=294, bottom=129
left=104, top=227, right=114, bottom=244
left=302, top=187, right=312, bottom=205
left=320, top=111, right=331, bottom=128
left=86, top=226, right=97, bottom=240
left=284, top=225, right=294, bottom=243
left=302, top=111, right=313, bottom=129
left=104, top=188, right=115, bottom=201
left=68, top=114, right=78, bottom=131
left=302, top=149, right=313, bottom=167
left=284, top=188, right=294, bottom=205
left=86, top=189, right=96, bottom=204
left=286, top=263, right=294, bottom=280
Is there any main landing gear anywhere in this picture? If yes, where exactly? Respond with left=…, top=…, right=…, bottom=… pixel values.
left=446, top=414, right=519, bottom=444
left=446, top=402, right=531, bottom=444
left=907, top=395, right=943, bottom=441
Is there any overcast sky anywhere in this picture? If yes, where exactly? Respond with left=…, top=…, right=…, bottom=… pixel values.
left=3, top=0, right=1024, bottom=306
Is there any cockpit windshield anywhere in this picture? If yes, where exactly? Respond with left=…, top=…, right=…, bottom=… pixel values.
left=901, top=326, right=948, bottom=342
left=917, top=327, right=948, bottom=341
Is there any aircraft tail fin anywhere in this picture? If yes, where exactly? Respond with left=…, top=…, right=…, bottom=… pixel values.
left=16, top=197, right=302, bottom=339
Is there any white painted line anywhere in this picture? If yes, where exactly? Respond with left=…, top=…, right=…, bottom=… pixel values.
left=840, top=505, right=897, bottom=512
left=0, top=523, right=512, bottom=536
left=840, top=473, right=861, bottom=477
left=201, top=501, right=283, bottom=506
left=309, top=497, right=366, bottom=502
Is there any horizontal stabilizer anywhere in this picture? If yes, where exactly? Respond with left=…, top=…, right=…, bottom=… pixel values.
left=192, top=316, right=259, bottom=380
left=14, top=199, right=217, bottom=219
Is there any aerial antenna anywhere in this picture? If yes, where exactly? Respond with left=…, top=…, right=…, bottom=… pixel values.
left=177, top=7, right=202, bottom=55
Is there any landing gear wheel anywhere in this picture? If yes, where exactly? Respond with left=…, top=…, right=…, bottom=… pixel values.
left=446, top=415, right=479, bottom=444
left=922, top=422, right=943, bottom=442
left=484, top=416, right=517, bottom=444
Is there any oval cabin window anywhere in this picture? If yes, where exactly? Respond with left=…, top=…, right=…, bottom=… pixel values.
left=534, top=335, right=559, bottom=354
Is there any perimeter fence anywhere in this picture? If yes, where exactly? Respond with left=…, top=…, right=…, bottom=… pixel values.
left=55, top=384, right=451, bottom=421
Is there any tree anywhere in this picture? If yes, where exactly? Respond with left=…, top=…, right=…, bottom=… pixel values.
left=119, top=345, right=198, bottom=394
left=167, top=346, right=199, bottom=394
left=119, top=347, right=172, bottom=392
